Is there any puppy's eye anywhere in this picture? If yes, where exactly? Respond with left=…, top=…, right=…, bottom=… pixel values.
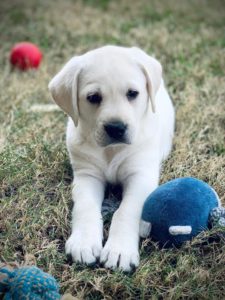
left=87, top=92, right=102, bottom=104
left=126, top=89, right=139, bottom=101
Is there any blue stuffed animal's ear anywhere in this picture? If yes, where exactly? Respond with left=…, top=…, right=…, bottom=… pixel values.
left=209, top=207, right=225, bottom=227
left=139, top=220, right=152, bottom=238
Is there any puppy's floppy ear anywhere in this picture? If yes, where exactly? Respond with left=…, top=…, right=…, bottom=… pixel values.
left=131, top=47, right=162, bottom=113
left=48, top=57, right=82, bottom=126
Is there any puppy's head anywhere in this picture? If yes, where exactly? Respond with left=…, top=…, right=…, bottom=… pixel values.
left=49, top=46, right=162, bottom=147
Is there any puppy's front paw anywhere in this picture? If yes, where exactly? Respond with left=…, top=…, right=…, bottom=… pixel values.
left=100, top=237, right=139, bottom=272
left=66, top=229, right=102, bottom=265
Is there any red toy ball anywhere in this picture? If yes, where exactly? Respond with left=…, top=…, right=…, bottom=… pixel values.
left=10, top=42, right=42, bottom=71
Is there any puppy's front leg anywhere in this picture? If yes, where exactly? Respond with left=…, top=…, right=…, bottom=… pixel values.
left=100, top=173, right=158, bottom=272
left=66, top=175, right=104, bottom=265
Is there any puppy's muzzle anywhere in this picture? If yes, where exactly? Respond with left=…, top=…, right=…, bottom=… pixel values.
left=104, top=121, right=128, bottom=144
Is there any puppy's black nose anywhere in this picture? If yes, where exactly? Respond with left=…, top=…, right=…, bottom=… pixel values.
left=104, top=121, right=127, bottom=140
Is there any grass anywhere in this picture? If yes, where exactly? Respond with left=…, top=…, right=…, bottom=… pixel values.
left=0, top=0, right=225, bottom=298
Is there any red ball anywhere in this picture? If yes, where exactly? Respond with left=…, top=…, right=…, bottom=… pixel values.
left=10, top=42, right=42, bottom=70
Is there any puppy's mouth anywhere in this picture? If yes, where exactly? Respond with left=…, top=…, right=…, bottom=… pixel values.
left=100, top=137, right=131, bottom=147
left=95, top=132, right=132, bottom=148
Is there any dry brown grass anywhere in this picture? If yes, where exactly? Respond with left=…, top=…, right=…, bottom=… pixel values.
left=0, top=0, right=225, bottom=299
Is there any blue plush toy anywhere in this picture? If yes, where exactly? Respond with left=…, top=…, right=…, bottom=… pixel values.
left=0, top=266, right=76, bottom=300
left=141, top=177, right=225, bottom=247
left=0, top=266, right=61, bottom=300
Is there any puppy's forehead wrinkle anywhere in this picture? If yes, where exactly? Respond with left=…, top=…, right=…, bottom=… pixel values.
left=80, top=53, right=143, bottom=86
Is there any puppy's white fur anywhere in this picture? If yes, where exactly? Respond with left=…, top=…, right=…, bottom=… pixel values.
left=49, top=46, right=175, bottom=271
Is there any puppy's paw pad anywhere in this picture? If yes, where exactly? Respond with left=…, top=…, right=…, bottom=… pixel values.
left=103, top=251, right=120, bottom=269
left=65, top=234, right=102, bottom=265
left=100, top=241, right=139, bottom=272
left=119, top=252, right=139, bottom=272
left=80, top=248, right=97, bottom=265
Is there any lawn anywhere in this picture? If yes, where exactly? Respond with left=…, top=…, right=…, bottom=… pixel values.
left=0, top=0, right=225, bottom=299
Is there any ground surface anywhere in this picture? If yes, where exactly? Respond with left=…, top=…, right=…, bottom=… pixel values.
left=0, top=0, right=225, bottom=299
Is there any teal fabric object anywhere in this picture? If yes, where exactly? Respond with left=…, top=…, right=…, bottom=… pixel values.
left=0, top=266, right=61, bottom=300
left=141, top=177, right=220, bottom=247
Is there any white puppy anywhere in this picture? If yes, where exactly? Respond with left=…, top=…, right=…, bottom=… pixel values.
left=49, top=46, right=175, bottom=272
